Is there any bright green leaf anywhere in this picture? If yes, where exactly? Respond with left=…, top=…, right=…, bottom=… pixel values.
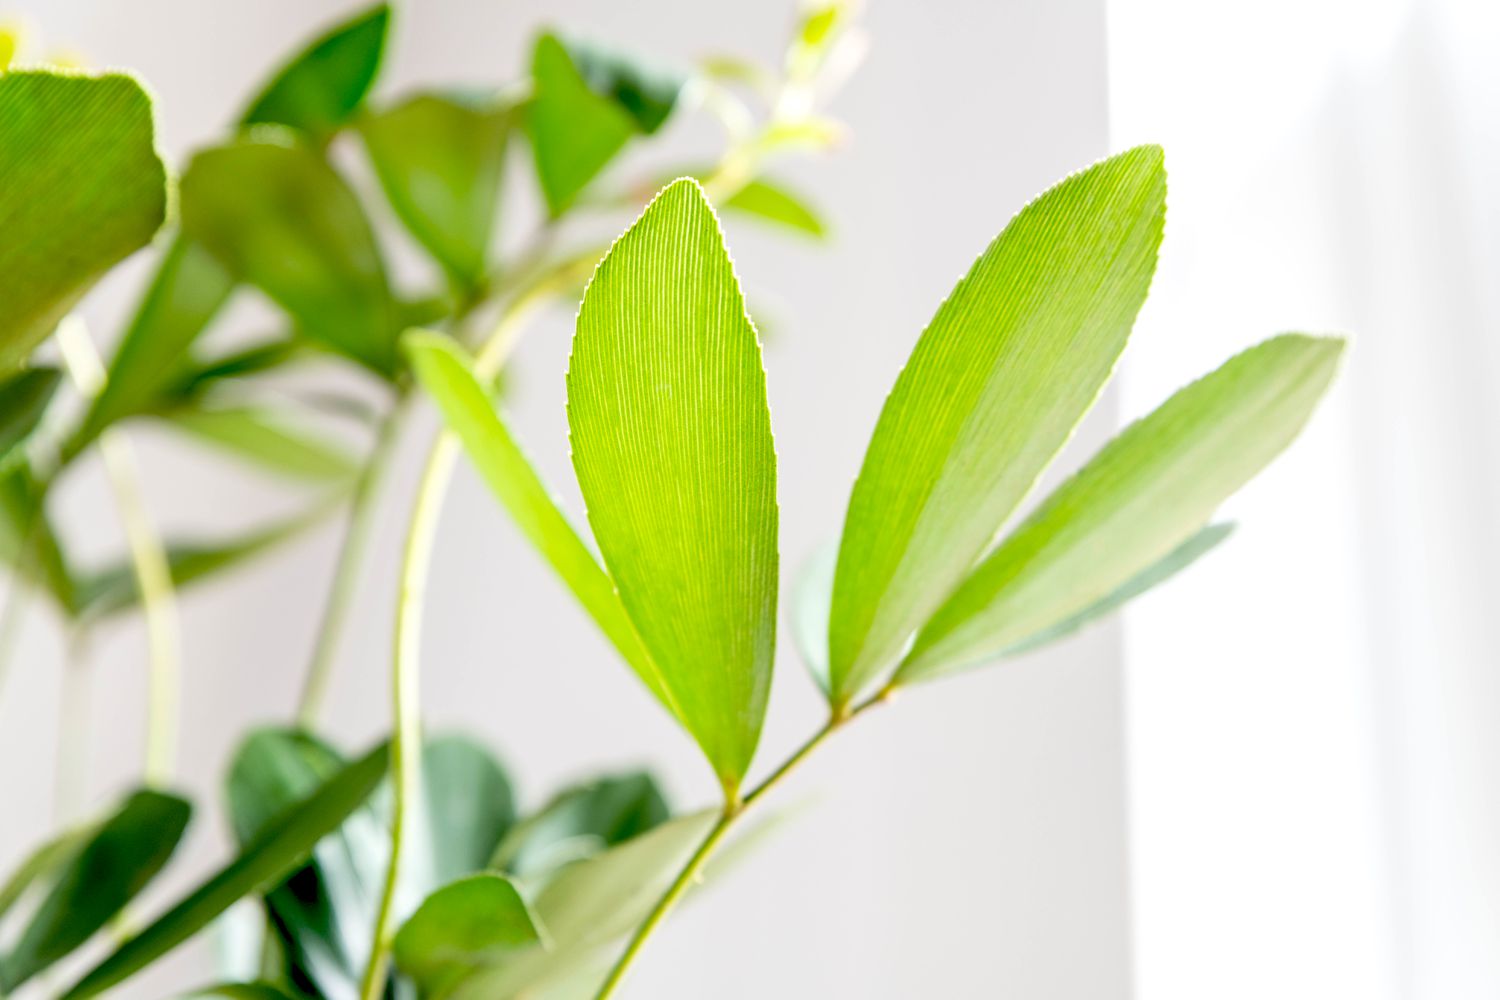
left=61, top=741, right=389, bottom=999
left=394, top=874, right=544, bottom=997
left=898, top=335, right=1344, bottom=682
left=723, top=177, right=826, bottom=238
left=180, top=137, right=398, bottom=376
left=567, top=179, right=779, bottom=792
left=167, top=405, right=356, bottom=482
left=0, top=368, right=60, bottom=469
left=0, top=790, right=191, bottom=992
left=404, top=333, right=672, bottom=711
left=491, top=772, right=668, bottom=883
left=77, top=238, right=236, bottom=444
left=75, top=502, right=335, bottom=619
left=448, top=813, right=716, bottom=1000
left=0, top=71, right=167, bottom=370
left=828, top=145, right=1167, bottom=704
left=240, top=4, right=391, bottom=138
left=360, top=93, right=511, bottom=288
left=998, top=522, right=1234, bottom=659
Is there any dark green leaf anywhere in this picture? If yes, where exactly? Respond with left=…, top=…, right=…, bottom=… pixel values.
left=492, top=772, right=668, bottom=883
left=76, top=502, right=335, bottom=619
left=568, top=179, right=779, bottom=793
left=828, top=146, right=1167, bottom=704
left=169, top=338, right=306, bottom=400
left=418, top=734, right=515, bottom=888
left=360, top=93, right=511, bottom=288
left=77, top=238, right=236, bottom=444
left=0, top=465, right=75, bottom=612
left=181, top=137, right=398, bottom=377
left=241, top=4, right=391, bottom=138
left=0, top=368, right=60, bottom=469
left=0, top=790, right=191, bottom=991
left=0, top=825, right=94, bottom=923
left=61, top=741, right=389, bottom=999
left=560, top=36, right=685, bottom=134
left=723, top=178, right=826, bottom=238
left=898, top=335, right=1344, bottom=681
left=0, top=71, right=167, bottom=370
left=394, top=874, right=543, bottom=997
left=405, top=334, right=672, bottom=711
left=527, top=34, right=634, bottom=216
left=183, top=984, right=298, bottom=1000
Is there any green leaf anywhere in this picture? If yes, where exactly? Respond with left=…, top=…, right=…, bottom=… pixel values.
left=394, top=874, right=544, bottom=998
left=0, top=71, right=167, bottom=370
left=419, top=734, right=516, bottom=888
left=567, top=179, right=779, bottom=793
left=998, top=522, right=1234, bottom=658
left=0, top=825, right=92, bottom=923
left=526, top=34, right=684, bottom=216
left=75, top=502, right=335, bottom=619
left=404, top=333, right=672, bottom=711
left=241, top=3, right=391, bottom=138
left=0, top=368, right=60, bottom=469
left=61, top=741, right=389, bottom=1000
left=360, top=93, right=511, bottom=288
left=492, top=772, right=668, bottom=883
left=0, top=790, right=191, bottom=992
left=168, top=338, right=306, bottom=400
left=0, top=465, right=76, bottom=612
left=225, top=729, right=384, bottom=999
left=790, top=542, right=837, bottom=695
left=448, top=813, right=716, bottom=1000
left=180, top=136, right=398, bottom=377
left=560, top=36, right=685, bottom=134
left=828, top=145, right=1167, bottom=704
left=182, top=985, right=298, bottom=1000
left=77, top=238, right=236, bottom=444
left=723, top=178, right=826, bottom=238
left=167, top=405, right=356, bottom=482
left=898, top=334, right=1344, bottom=682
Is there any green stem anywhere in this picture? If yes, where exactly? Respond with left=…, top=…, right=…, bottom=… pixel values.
left=295, top=396, right=410, bottom=728
left=591, top=693, right=889, bottom=1000
left=58, top=320, right=180, bottom=788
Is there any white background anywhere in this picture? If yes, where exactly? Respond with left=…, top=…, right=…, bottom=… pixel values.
left=1, top=1, right=1131, bottom=997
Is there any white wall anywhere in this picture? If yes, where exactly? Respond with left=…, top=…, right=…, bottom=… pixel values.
left=0, top=1, right=1127, bottom=997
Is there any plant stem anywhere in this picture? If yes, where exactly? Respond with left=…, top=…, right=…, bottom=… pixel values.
left=295, top=396, right=410, bottom=728
left=591, top=692, right=890, bottom=1000
left=58, top=319, right=181, bottom=788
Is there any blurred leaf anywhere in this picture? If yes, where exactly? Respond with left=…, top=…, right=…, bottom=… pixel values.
left=181, top=137, right=398, bottom=377
left=0, top=466, right=76, bottom=612
left=0, top=825, right=93, bottom=923
left=360, top=92, right=511, bottom=289
left=167, top=405, right=356, bottom=482
left=77, top=239, right=236, bottom=444
left=241, top=3, right=391, bottom=138
left=899, top=335, right=1345, bottom=682
left=527, top=34, right=684, bottom=216
left=61, top=741, right=390, bottom=1000
left=394, top=874, right=543, bottom=998
left=755, top=117, right=844, bottom=155
left=828, top=145, right=1167, bottom=704
left=419, top=734, right=515, bottom=888
left=226, top=729, right=385, bottom=999
left=0, top=368, right=60, bottom=469
left=492, top=772, right=668, bottom=883
left=790, top=541, right=837, bottom=696
left=169, top=338, right=306, bottom=400
left=568, top=179, right=778, bottom=794
left=448, top=813, right=716, bottom=1000
left=561, top=36, right=684, bottom=134
left=0, top=71, right=167, bottom=371
left=76, top=502, right=335, bottom=619
left=723, top=177, right=826, bottom=238
left=404, top=333, right=672, bottom=711
left=0, top=790, right=191, bottom=992
left=183, top=985, right=298, bottom=1000
left=999, top=522, right=1235, bottom=658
